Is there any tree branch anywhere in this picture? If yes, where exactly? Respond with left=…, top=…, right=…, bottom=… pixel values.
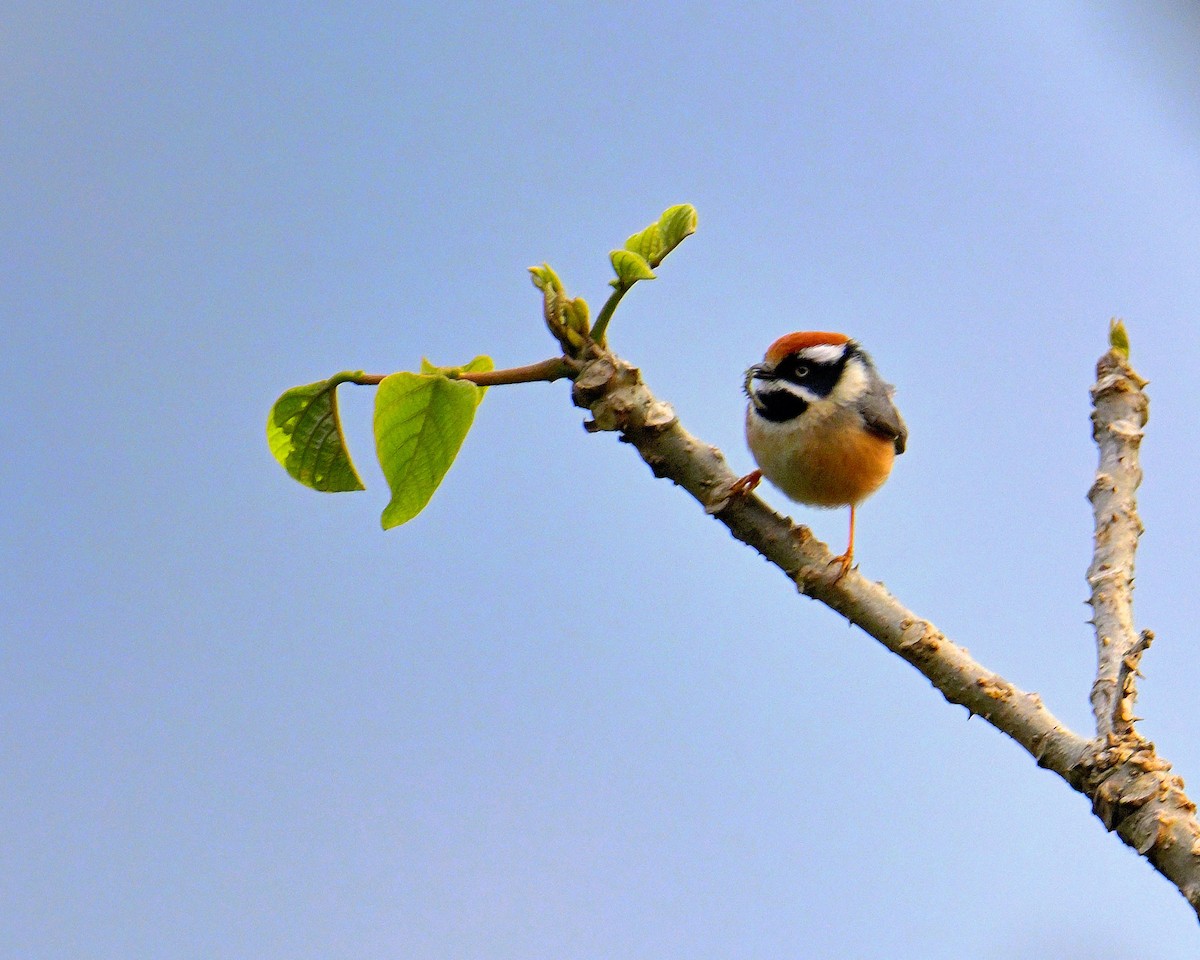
left=567, top=342, right=1200, bottom=918
left=1087, top=345, right=1151, bottom=739
left=1075, top=341, right=1200, bottom=912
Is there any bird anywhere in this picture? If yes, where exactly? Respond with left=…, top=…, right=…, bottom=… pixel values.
left=731, top=331, right=907, bottom=578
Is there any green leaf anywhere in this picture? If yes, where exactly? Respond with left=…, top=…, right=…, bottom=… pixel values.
left=267, top=372, right=366, bottom=493
left=528, top=262, right=563, bottom=293
left=529, top=263, right=568, bottom=337
left=624, top=222, right=665, bottom=267
left=418, top=356, right=493, bottom=380
left=374, top=356, right=493, bottom=529
left=563, top=296, right=590, bottom=341
left=623, top=204, right=697, bottom=269
left=609, top=249, right=656, bottom=287
left=656, top=203, right=697, bottom=256
left=1109, top=318, right=1130, bottom=359
left=593, top=204, right=699, bottom=345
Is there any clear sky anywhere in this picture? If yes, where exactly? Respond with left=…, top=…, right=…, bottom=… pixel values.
left=5, top=1, right=1200, bottom=957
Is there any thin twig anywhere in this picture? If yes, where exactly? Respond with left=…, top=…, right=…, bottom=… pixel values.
left=343, top=357, right=574, bottom=389
left=589, top=284, right=630, bottom=348
left=458, top=357, right=574, bottom=387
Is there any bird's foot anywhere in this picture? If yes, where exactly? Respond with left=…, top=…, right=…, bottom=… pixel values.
left=828, top=552, right=855, bottom=583
left=728, top=469, right=762, bottom=498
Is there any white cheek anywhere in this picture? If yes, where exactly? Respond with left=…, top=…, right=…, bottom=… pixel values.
left=830, top=360, right=868, bottom=405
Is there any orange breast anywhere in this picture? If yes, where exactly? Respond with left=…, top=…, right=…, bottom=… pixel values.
left=746, top=409, right=896, bottom=507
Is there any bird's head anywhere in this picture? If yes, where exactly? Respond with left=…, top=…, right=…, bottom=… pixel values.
left=744, top=331, right=868, bottom=422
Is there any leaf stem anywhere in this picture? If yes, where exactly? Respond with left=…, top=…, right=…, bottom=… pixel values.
left=590, top=285, right=629, bottom=348
left=341, top=357, right=573, bottom=389
left=456, top=357, right=574, bottom=386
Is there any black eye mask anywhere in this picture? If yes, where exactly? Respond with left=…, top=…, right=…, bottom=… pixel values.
left=772, top=345, right=853, bottom=399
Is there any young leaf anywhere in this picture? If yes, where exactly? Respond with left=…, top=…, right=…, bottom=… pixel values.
left=609, top=249, right=656, bottom=287
left=1109, top=318, right=1130, bottom=359
left=656, top=203, right=698, bottom=258
left=267, top=372, right=366, bottom=493
left=374, top=356, right=493, bottom=529
left=563, top=296, right=590, bottom=339
left=528, top=263, right=563, bottom=293
left=624, top=222, right=665, bottom=267
left=623, top=204, right=697, bottom=269
left=529, top=263, right=568, bottom=339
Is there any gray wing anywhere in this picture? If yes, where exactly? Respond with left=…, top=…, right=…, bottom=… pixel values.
left=857, top=381, right=908, bottom=455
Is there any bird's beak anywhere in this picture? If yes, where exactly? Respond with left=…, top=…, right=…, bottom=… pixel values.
left=744, top=362, right=773, bottom=402
left=745, top=362, right=773, bottom=384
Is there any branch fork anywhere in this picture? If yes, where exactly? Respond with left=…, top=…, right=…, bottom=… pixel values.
left=565, top=333, right=1200, bottom=917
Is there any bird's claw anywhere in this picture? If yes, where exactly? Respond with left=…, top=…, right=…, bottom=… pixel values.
left=728, top=469, right=762, bottom=498
left=829, top=553, right=855, bottom=582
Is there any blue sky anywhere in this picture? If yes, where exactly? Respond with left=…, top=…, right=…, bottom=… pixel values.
left=5, top=2, right=1200, bottom=957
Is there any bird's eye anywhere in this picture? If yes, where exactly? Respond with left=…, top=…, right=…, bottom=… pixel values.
left=794, top=365, right=809, bottom=378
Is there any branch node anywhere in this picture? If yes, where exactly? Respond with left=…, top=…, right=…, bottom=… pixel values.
left=977, top=675, right=1014, bottom=701
left=898, top=619, right=938, bottom=651
left=643, top=400, right=678, bottom=430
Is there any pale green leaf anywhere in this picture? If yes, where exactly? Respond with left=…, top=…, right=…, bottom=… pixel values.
left=624, top=222, right=665, bottom=266
left=563, top=296, right=590, bottom=340
left=373, top=356, right=494, bottom=529
left=656, top=203, right=698, bottom=256
left=529, top=264, right=567, bottom=335
left=266, top=372, right=366, bottom=493
left=1109, top=318, right=1130, bottom=359
left=621, top=204, right=697, bottom=269
left=609, top=249, right=656, bottom=286
left=528, top=263, right=563, bottom=293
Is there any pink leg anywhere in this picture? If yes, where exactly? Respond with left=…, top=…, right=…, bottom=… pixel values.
left=830, top=504, right=856, bottom=580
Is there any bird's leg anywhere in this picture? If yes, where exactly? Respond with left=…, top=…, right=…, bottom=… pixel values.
left=728, top=469, right=762, bottom=498
left=829, top=504, right=856, bottom=580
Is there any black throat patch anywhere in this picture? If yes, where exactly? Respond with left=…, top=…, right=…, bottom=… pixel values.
left=753, top=387, right=809, bottom=422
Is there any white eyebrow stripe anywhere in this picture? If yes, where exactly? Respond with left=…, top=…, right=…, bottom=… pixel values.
left=796, top=344, right=846, bottom=364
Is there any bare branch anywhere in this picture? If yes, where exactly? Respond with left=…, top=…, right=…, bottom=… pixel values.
left=1087, top=344, right=1151, bottom=739
left=1074, top=338, right=1200, bottom=911
left=571, top=352, right=1089, bottom=776
left=568, top=342, right=1200, bottom=918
